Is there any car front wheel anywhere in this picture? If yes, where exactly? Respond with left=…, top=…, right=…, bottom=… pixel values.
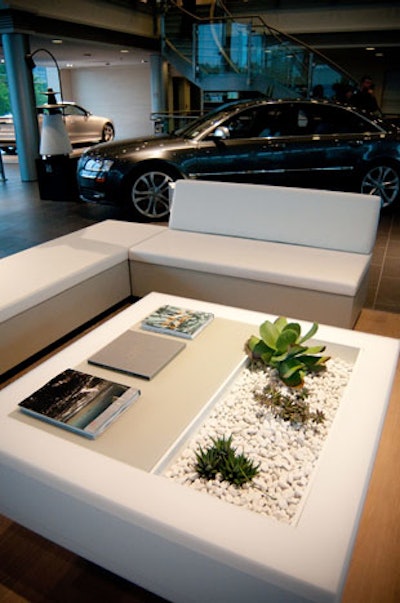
left=361, top=163, right=400, bottom=208
left=101, top=123, right=115, bottom=142
left=127, top=167, right=177, bottom=221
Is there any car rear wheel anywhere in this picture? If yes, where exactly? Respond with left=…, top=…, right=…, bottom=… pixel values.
left=361, top=162, right=400, bottom=208
left=127, top=167, right=177, bottom=221
left=101, top=123, right=115, bottom=142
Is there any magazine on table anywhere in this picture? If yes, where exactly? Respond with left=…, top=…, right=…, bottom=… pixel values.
left=141, top=305, right=214, bottom=339
left=18, top=368, right=140, bottom=439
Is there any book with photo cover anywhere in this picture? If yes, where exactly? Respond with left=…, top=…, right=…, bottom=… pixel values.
left=88, top=330, right=186, bottom=380
left=18, top=368, right=140, bottom=439
left=141, top=305, right=214, bottom=339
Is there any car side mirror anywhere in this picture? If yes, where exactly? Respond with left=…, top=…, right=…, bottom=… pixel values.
left=212, top=126, right=230, bottom=140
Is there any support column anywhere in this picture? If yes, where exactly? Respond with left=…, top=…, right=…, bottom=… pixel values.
left=150, top=53, right=166, bottom=115
left=2, top=33, right=39, bottom=181
left=150, top=53, right=168, bottom=133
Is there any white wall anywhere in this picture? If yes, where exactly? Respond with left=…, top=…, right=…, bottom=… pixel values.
left=63, top=63, right=154, bottom=140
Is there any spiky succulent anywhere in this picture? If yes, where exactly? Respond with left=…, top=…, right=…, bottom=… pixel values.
left=194, top=435, right=259, bottom=487
left=219, top=451, right=260, bottom=487
left=194, top=445, right=220, bottom=480
left=245, top=316, right=330, bottom=387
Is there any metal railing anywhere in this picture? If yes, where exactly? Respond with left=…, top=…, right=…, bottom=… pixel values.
left=161, top=1, right=357, bottom=99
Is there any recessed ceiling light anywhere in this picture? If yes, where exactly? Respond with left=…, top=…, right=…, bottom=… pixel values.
left=52, top=39, right=63, bottom=44
left=366, top=47, right=375, bottom=51
left=120, top=49, right=129, bottom=54
left=375, top=52, right=384, bottom=57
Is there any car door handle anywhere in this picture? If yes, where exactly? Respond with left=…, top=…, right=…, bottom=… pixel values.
left=265, top=142, right=286, bottom=149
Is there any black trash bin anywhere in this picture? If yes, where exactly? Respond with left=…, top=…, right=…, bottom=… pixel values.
left=36, top=154, right=79, bottom=201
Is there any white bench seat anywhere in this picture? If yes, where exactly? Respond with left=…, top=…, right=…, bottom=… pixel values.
left=129, top=180, right=380, bottom=328
left=0, top=220, right=164, bottom=375
left=129, top=229, right=371, bottom=327
left=129, top=229, right=370, bottom=296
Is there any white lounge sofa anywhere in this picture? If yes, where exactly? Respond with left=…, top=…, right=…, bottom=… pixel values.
left=0, top=181, right=381, bottom=376
left=129, top=180, right=381, bottom=328
left=0, top=220, right=164, bottom=375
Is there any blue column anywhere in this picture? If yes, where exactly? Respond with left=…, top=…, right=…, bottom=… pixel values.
left=2, top=33, right=39, bottom=181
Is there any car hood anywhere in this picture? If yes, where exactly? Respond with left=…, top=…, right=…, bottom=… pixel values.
left=87, top=134, right=190, bottom=158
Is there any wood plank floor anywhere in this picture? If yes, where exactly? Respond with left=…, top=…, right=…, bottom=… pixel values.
left=0, top=308, right=399, bottom=602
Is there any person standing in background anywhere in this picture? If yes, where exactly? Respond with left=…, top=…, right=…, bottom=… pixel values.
left=352, top=75, right=382, bottom=115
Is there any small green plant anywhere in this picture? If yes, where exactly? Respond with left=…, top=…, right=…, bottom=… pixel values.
left=194, top=435, right=260, bottom=487
left=245, top=316, right=330, bottom=387
left=254, top=385, right=326, bottom=426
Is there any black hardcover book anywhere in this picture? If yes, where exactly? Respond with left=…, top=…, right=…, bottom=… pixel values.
left=18, top=368, right=140, bottom=439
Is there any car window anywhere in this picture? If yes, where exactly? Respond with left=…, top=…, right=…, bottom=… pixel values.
left=221, top=108, right=259, bottom=138
left=221, top=106, right=290, bottom=138
left=221, top=105, right=325, bottom=138
left=63, top=105, right=85, bottom=117
left=296, top=104, right=380, bottom=135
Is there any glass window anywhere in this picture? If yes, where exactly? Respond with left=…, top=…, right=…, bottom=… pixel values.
left=63, top=105, right=85, bottom=117
left=221, top=105, right=291, bottom=138
left=297, top=104, right=381, bottom=135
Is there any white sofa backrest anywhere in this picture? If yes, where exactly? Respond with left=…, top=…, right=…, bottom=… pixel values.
left=169, top=180, right=381, bottom=254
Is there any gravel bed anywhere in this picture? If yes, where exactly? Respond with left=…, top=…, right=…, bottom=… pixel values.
left=163, top=358, right=352, bottom=525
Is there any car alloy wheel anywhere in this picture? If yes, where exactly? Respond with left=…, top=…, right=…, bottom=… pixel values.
left=130, top=170, right=174, bottom=220
left=361, top=164, right=400, bottom=208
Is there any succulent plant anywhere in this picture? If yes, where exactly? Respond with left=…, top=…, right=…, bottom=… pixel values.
left=254, top=385, right=326, bottom=426
left=194, top=435, right=259, bottom=487
left=219, top=451, right=260, bottom=487
left=245, top=316, right=330, bottom=387
left=194, top=444, right=220, bottom=480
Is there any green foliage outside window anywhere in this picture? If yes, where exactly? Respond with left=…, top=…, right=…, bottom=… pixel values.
left=0, top=65, right=49, bottom=115
left=0, top=65, right=10, bottom=115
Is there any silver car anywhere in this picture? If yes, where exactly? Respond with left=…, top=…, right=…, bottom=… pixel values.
left=0, top=102, right=115, bottom=152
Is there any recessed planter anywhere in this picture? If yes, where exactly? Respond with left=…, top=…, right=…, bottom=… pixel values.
left=0, top=293, right=398, bottom=603
left=160, top=353, right=354, bottom=525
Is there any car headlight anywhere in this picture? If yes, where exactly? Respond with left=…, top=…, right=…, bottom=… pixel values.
left=83, top=158, right=114, bottom=173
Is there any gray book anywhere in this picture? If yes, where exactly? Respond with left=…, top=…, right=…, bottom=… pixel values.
left=88, top=330, right=186, bottom=380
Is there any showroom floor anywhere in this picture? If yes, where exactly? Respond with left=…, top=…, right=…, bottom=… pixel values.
left=1, top=154, right=400, bottom=314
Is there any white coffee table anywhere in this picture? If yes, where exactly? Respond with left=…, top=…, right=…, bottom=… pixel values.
left=0, top=292, right=398, bottom=603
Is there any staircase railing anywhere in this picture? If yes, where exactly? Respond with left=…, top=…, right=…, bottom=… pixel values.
left=161, top=1, right=357, bottom=99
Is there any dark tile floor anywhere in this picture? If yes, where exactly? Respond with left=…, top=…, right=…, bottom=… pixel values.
left=1, top=155, right=400, bottom=314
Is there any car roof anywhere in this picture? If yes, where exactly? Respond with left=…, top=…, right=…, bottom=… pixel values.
left=36, top=101, right=79, bottom=109
left=210, top=97, right=385, bottom=127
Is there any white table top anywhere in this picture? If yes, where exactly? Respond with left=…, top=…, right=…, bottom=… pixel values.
left=1, top=292, right=398, bottom=602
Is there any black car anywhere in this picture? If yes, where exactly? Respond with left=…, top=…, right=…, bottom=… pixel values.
left=77, top=99, right=400, bottom=221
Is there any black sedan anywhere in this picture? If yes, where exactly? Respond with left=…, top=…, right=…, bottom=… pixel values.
left=77, top=98, right=400, bottom=221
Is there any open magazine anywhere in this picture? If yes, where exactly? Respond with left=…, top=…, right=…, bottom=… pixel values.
left=18, top=368, right=140, bottom=439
